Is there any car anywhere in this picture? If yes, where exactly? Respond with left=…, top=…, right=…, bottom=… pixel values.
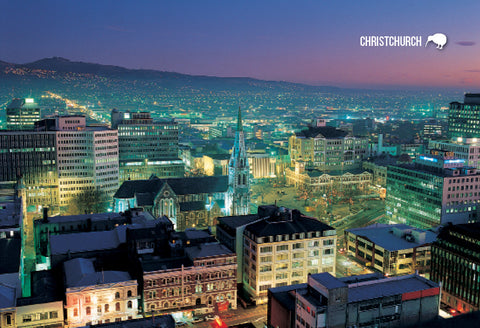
left=192, top=317, right=203, bottom=323
left=204, top=315, right=216, bottom=321
left=175, top=321, right=187, bottom=326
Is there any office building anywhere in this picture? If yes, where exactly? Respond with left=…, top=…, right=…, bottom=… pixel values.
left=111, top=109, right=184, bottom=182
left=448, top=93, right=480, bottom=139
left=431, top=222, right=480, bottom=314
left=429, top=138, right=480, bottom=170
left=241, top=205, right=336, bottom=304
left=268, top=272, right=440, bottom=328
left=36, top=116, right=119, bottom=212
left=345, top=224, right=437, bottom=277
left=386, top=150, right=480, bottom=229
left=6, top=98, right=41, bottom=130
left=288, top=123, right=368, bottom=171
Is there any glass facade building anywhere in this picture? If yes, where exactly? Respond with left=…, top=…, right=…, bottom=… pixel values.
left=448, top=94, right=480, bottom=139
left=431, top=223, right=480, bottom=313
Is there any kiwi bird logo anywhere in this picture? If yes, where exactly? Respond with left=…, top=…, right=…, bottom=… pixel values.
left=425, top=33, right=447, bottom=50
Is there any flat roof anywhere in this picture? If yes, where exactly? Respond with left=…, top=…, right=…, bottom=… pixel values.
left=346, top=224, right=437, bottom=251
left=50, top=226, right=126, bottom=255
left=269, top=283, right=307, bottom=311
left=348, top=274, right=439, bottom=303
left=185, top=243, right=234, bottom=260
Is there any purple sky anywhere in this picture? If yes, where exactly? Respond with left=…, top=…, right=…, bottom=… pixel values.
left=1, top=0, right=479, bottom=89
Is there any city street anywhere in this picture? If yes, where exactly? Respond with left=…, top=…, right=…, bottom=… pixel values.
left=180, top=304, right=267, bottom=327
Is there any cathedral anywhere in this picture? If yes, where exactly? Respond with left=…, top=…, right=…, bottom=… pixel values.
left=226, top=107, right=251, bottom=215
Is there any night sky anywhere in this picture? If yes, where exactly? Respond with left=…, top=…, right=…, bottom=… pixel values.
left=1, top=0, right=479, bottom=89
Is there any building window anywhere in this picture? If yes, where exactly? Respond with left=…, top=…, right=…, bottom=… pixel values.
left=116, top=302, right=121, bottom=311
left=127, top=290, right=133, bottom=297
left=74, top=308, right=78, bottom=317
left=115, top=292, right=120, bottom=299
left=97, top=306, right=102, bottom=314
left=86, top=307, right=91, bottom=315
left=127, top=300, right=133, bottom=309
left=105, top=304, right=109, bottom=313
left=85, top=295, right=91, bottom=303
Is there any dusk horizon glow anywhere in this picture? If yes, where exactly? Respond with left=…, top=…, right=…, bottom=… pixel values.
left=2, top=0, right=480, bottom=89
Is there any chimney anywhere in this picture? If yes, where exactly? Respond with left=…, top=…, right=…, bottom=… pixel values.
left=43, top=207, right=49, bottom=223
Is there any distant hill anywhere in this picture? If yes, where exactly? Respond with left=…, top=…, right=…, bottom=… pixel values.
left=0, top=56, right=340, bottom=93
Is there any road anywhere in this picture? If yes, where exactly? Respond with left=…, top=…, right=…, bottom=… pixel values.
left=181, top=304, right=267, bottom=327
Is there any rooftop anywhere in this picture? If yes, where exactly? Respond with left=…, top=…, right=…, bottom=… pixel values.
left=114, top=175, right=228, bottom=203
left=346, top=224, right=438, bottom=251
left=295, top=126, right=349, bottom=139
left=185, top=243, right=234, bottom=260
left=347, top=274, right=439, bottom=303
left=0, top=238, right=21, bottom=274
left=50, top=226, right=126, bottom=255
left=217, top=214, right=259, bottom=230
left=64, top=258, right=132, bottom=288
left=269, top=283, right=308, bottom=311
left=244, top=205, right=335, bottom=238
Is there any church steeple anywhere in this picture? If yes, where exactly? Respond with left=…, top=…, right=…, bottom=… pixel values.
left=226, top=106, right=250, bottom=216
left=237, top=106, right=243, bottom=132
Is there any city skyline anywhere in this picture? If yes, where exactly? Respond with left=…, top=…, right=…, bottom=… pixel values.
left=2, top=0, right=479, bottom=89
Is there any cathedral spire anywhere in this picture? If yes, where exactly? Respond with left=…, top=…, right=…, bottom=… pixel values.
left=237, top=106, right=243, bottom=132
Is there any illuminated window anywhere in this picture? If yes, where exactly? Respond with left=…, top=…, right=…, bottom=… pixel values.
left=86, top=307, right=91, bottom=315
left=73, top=308, right=78, bottom=317
left=115, top=302, right=120, bottom=311
left=97, top=306, right=101, bottom=314
left=105, top=304, right=109, bottom=313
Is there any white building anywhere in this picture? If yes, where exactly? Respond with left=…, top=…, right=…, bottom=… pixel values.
left=64, top=258, right=139, bottom=327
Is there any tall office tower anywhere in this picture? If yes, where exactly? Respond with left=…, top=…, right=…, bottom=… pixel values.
left=226, top=107, right=250, bottom=216
left=431, top=223, right=480, bottom=314
left=111, top=109, right=184, bottom=182
left=288, top=124, right=368, bottom=171
left=6, top=98, right=41, bottom=130
left=36, top=116, right=119, bottom=212
left=0, top=131, right=58, bottom=211
left=386, top=150, right=480, bottom=229
left=448, top=93, right=480, bottom=139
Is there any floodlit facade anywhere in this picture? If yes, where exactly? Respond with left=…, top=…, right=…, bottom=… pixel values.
left=386, top=150, right=480, bottom=229
left=286, top=161, right=372, bottom=192
left=345, top=224, right=437, bottom=277
left=288, top=124, right=368, bottom=171
left=242, top=205, right=336, bottom=304
left=111, top=109, right=184, bottom=182
left=64, top=258, right=139, bottom=327
left=429, top=138, right=480, bottom=170
left=143, top=243, right=237, bottom=316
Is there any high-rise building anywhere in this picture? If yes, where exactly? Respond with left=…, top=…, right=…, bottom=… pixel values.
left=36, top=116, right=119, bottom=212
left=288, top=124, right=368, bottom=171
left=238, top=205, right=336, bottom=305
left=226, top=107, right=250, bottom=216
left=386, top=150, right=480, bottom=229
left=448, top=93, right=480, bottom=139
left=6, top=98, right=41, bottom=130
left=431, top=223, right=480, bottom=314
left=111, top=109, right=184, bottom=182
left=0, top=131, right=58, bottom=211
left=0, top=115, right=118, bottom=214
left=268, top=272, right=440, bottom=328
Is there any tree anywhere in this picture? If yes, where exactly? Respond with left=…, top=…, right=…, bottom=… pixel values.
left=67, top=189, right=108, bottom=215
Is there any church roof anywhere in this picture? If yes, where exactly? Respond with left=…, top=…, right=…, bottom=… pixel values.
left=114, top=176, right=228, bottom=205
